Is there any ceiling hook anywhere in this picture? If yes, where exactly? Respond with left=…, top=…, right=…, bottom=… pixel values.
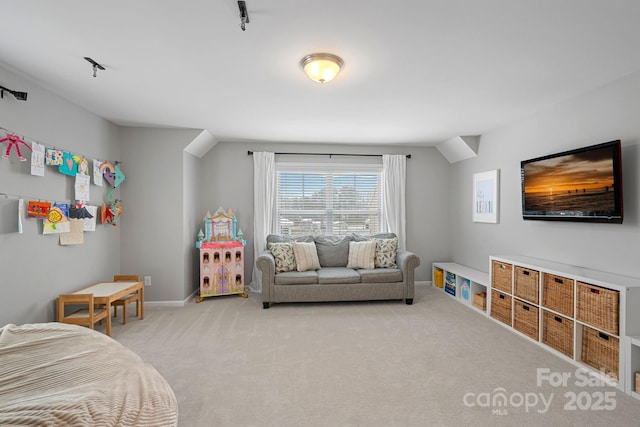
left=238, top=1, right=249, bottom=31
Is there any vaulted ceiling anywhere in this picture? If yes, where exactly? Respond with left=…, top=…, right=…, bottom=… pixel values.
left=3, top=1, right=640, bottom=146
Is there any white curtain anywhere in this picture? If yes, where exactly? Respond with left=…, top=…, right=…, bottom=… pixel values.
left=382, top=154, right=406, bottom=250
left=250, top=152, right=275, bottom=293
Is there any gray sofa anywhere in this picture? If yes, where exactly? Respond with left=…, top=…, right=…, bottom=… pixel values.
left=256, top=233, right=420, bottom=309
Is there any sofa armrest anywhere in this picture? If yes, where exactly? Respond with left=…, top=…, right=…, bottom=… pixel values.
left=256, top=251, right=276, bottom=307
left=396, top=249, right=421, bottom=300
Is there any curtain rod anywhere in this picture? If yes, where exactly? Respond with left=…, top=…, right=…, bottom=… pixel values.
left=247, top=151, right=411, bottom=159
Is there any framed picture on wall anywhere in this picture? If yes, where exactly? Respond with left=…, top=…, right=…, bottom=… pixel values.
left=473, top=169, right=499, bottom=223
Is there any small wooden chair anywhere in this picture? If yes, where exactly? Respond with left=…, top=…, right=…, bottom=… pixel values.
left=57, top=293, right=108, bottom=330
left=112, top=275, right=140, bottom=325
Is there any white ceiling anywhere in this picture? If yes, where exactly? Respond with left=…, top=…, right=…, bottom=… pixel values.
left=3, top=0, right=640, bottom=146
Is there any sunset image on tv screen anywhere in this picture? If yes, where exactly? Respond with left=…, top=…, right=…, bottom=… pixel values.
left=523, top=146, right=616, bottom=212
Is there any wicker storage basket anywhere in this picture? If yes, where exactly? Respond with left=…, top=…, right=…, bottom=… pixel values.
left=490, top=290, right=512, bottom=326
left=576, top=282, right=619, bottom=335
left=514, top=267, right=540, bottom=304
left=542, top=310, right=574, bottom=358
left=492, top=260, right=513, bottom=294
left=473, top=291, right=487, bottom=311
left=581, top=326, right=619, bottom=381
left=514, top=299, right=539, bottom=341
left=542, top=273, right=574, bottom=317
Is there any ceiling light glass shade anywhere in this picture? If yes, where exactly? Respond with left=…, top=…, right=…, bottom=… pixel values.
left=300, top=53, right=344, bottom=83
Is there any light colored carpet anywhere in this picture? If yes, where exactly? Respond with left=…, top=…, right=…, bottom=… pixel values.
left=111, top=285, right=640, bottom=427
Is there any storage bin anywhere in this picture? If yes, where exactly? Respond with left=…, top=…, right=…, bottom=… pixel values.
left=542, top=310, right=574, bottom=358
left=636, top=372, right=640, bottom=393
left=490, top=290, right=512, bottom=326
left=514, top=267, right=539, bottom=304
left=473, top=291, right=487, bottom=311
left=492, top=260, right=512, bottom=294
left=514, top=299, right=539, bottom=341
left=433, top=268, right=444, bottom=288
left=543, top=273, right=574, bottom=317
left=581, top=326, right=619, bottom=381
left=576, top=282, right=619, bottom=335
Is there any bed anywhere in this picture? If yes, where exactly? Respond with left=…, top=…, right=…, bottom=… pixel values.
left=0, top=322, right=178, bottom=426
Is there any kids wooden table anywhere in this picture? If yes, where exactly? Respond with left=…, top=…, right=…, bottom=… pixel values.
left=72, top=281, right=144, bottom=336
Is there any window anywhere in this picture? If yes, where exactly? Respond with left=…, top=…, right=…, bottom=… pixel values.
left=276, top=162, right=382, bottom=236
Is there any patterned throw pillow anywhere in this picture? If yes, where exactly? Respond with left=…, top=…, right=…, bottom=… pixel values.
left=268, top=242, right=297, bottom=273
left=374, top=237, right=398, bottom=268
left=292, top=241, right=321, bottom=272
left=347, top=240, right=376, bottom=269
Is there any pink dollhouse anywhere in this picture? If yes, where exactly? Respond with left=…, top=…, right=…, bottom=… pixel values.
left=196, top=208, right=247, bottom=303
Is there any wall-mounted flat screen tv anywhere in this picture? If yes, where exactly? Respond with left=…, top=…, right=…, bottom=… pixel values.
left=521, top=140, right=623, bottom=223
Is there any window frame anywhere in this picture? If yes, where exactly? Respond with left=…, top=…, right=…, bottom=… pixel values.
left=275, top=161, right=383, bottom=236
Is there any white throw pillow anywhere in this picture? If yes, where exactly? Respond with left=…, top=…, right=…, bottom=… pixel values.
left=293, top=241, right=321, bottom=272
left=347, top=240, right=376, bottom=270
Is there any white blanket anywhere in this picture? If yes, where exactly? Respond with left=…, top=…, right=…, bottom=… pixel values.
left=0, top=322, right=178, bottom=426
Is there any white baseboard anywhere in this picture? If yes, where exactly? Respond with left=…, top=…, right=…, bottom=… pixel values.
left=145, top=289, right=199, bottom=307
left=415, top=280, right=431, bottom=286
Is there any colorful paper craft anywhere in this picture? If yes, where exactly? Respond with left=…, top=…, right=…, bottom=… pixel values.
left=45, top=148, right=63, bottom=165
left=75, top=173, right=90, bottom=201
left=43, top=206, right=70, bottom=234
left=27, top=201, right=51, bottom=218
left=58, top=151, right=77, bottom=176
left=0, top=133, right=32, bottom=161
left=73, top=155, right=90, bottom=175
left=112, top=165, right=126, bottom=187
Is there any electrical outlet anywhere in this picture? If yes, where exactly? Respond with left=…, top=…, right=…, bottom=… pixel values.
left=144, top=276, right=151, bottom=287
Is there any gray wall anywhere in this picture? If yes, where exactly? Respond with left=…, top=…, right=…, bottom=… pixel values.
left=449, top=70, right=640, bottom=278
left=119, top=126, right=202, bottom=303
left=0, top=64, right=121, bottom=326
left=199, top=141, right=451, bottom=282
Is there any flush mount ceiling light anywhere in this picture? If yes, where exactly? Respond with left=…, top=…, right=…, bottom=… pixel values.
left=300, top=53, right=344, bottom=84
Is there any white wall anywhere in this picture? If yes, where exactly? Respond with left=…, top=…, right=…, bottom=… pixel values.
left=0, top=64, right=121, bottom=326
left=449, top=71, right=640, bottom=277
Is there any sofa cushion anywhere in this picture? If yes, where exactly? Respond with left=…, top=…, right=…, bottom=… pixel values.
left=373, top=237, right=398, bottom=268
left=317, top=267, right=361, bottom=284
left=346, top=240, right=376, bottom=269
left=267, top=234, right=314, bottom=244
left=358, top=268, right=403, bottom=283
left=274, top=271, right=318, bottom=285
left=267, top=242, right=297, bottom=273
left=351, top=232, right=397, bottom=242
left=314, top=235, right=352, bottom=267
left=293, top=241, right=321, bottom=272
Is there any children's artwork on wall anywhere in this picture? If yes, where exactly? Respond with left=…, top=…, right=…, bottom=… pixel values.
left=58, top=152, right=77, bottom=176
left=101, top=188, right=122, bottom=226
left=81, top=205, right=97, bottom=231
left=75, top=173, right=90, bottom=201
left=93, top=159, right=103, bottom=186
left=112, top=165, right=125, bottom=188
left=45, top=148, right=63, bottom=165
left=73, top=155, right=89, bottom=176
left=60, top=219, right=84, bottom=245
left=30, top=142, right=45, bottom=176
left=0, top=133, right=32, bottom=161
left=27, top=200, right=51, bottom=218
left=43, top=205, right=71, bottom=234
left=100, top=162, right=115, bottom=185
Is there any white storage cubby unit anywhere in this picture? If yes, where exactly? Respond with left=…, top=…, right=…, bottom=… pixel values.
left=432, top=262, right=489, bottom=313
left=489, top=255, right=640, bottom=397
